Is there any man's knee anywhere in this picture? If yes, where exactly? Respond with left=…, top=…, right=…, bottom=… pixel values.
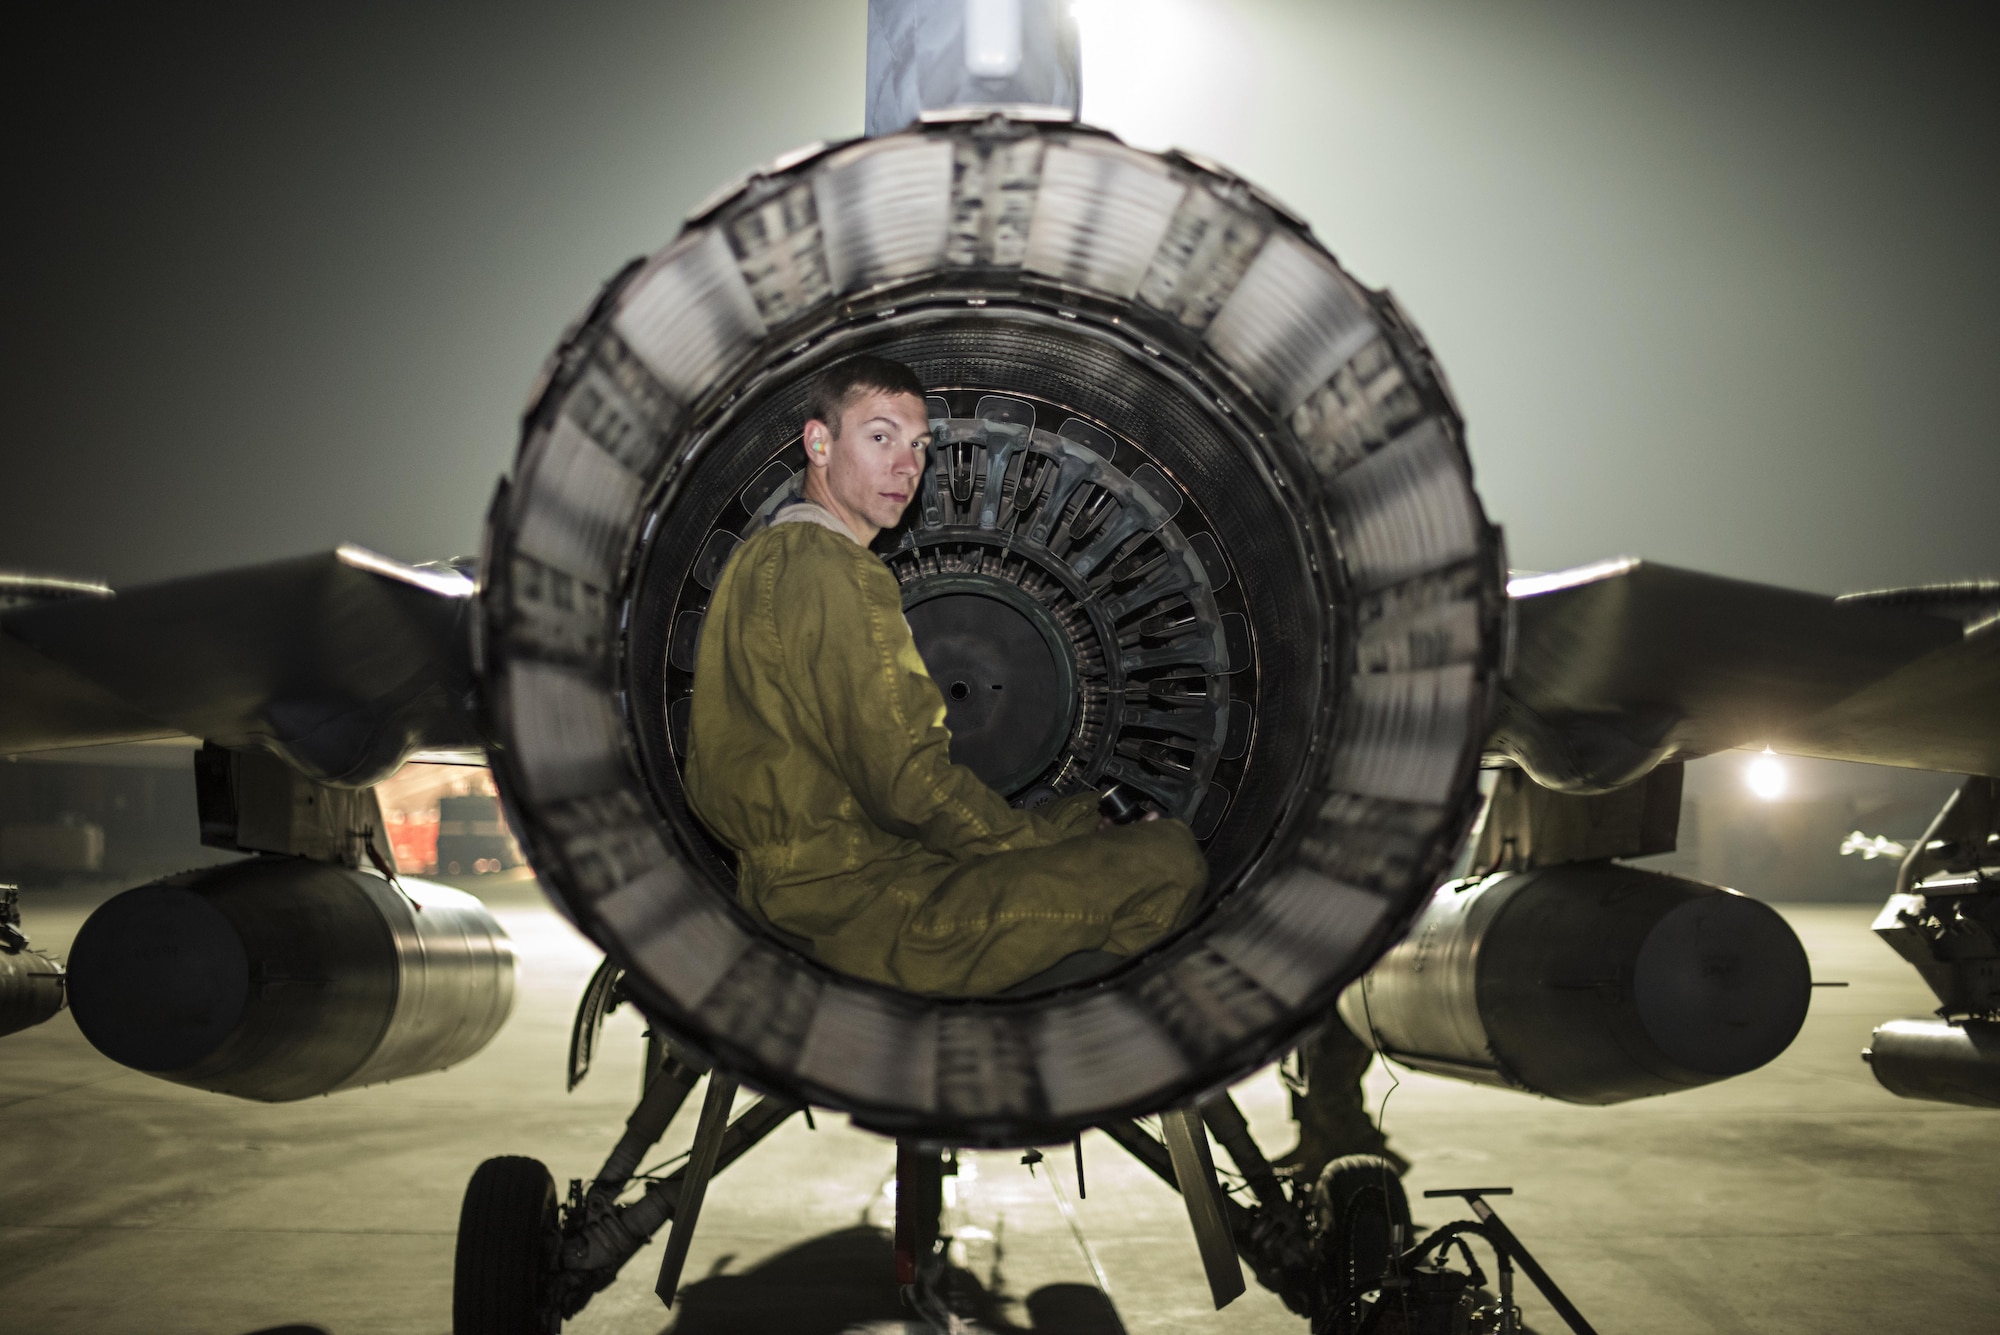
left=1112, top=823, right=1200, bottom=927
left=1156, top=818, right=1208, bottom=892
left=1106, top=817, right=1207, bottom=894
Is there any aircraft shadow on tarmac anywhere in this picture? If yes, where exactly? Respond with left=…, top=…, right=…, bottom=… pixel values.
left=659, top=1224, right=1125, bottom=1335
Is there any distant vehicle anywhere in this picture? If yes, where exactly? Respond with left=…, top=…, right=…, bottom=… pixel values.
left=435, top=793, right=521, bottom=877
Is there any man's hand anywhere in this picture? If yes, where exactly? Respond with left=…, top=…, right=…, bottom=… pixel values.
left=1099, top=809, right=1161, bottom=831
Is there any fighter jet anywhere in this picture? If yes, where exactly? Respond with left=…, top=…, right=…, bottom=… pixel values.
left=2, top=3, right=1995, bottom=1332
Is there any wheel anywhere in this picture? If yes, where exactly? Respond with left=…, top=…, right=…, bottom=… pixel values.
left=1313, top=1153, right=1412, bottom=1333
left=453, top=1155, right=558, bottom=1335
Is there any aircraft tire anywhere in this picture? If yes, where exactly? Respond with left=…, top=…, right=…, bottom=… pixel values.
left=1312, top=1153, right=1412, bottom=1334
left=453, top=1155, right=558, bottom=1335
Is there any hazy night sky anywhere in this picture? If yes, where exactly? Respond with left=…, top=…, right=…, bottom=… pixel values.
left=3, top=0, right=1996, bottom=594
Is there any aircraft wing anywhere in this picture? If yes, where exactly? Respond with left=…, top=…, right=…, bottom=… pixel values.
left=0, top=545, right=480, bottom=786
left=1492, top=557, right=2000, bottom=791
left=0, top=612, right=178, bottom=752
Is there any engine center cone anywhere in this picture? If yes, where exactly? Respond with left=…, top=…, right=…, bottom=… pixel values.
left=478, top=114, right=1508, bottom=1141
left=905, top=588, right=1070, bottom=793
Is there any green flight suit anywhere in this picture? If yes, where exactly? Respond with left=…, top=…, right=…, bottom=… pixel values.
left=684, top=508, right=1207, bottom=996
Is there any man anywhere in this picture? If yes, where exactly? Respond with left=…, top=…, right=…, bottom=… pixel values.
left=1277, top=1018, right=1409, bottom=1183
left=684, top=356, right=1207, bottom=996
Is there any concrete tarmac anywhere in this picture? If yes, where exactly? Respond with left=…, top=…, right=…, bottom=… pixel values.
left=2, top=869, right=1996, bottom=1334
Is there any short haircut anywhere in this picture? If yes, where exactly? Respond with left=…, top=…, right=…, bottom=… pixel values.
left=802, top=355, right=926, bottom=438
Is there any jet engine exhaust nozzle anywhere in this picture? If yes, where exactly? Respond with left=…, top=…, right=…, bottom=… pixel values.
left=478, top=113, right=1509, bottom=1141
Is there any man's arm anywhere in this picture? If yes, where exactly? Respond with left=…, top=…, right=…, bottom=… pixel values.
left=779, top=530, right=1091, bottom=859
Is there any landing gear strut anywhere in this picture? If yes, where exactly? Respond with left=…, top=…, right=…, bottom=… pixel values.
left=451, top=965, right=799, bottom=1334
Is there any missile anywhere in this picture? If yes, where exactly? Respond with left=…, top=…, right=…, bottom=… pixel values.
left=0, top=888, right=65, bottom=1039
left=0, top=949, right=64, bottom=1039
left=1864, top=1018, right=2000, bottom=1110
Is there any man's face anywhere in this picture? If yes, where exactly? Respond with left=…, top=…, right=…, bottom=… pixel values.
left=811, top=389, right=931, bottom=535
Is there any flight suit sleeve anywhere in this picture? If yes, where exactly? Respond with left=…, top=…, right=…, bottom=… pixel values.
left=775, top=531, right=1092, bottom=860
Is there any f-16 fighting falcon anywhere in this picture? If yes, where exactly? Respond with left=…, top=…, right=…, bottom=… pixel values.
left=686, top=353, right=1205, bottom=995
left=1, top=2, right=1996, bottom=1333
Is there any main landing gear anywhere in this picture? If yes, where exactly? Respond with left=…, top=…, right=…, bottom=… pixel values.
left=451, top=964, right=1597, bottom=1334
left=452, top=963, right=800, bottom=1334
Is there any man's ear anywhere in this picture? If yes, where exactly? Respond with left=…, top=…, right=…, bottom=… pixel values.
left=802, top=418, right=832, bottom=467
